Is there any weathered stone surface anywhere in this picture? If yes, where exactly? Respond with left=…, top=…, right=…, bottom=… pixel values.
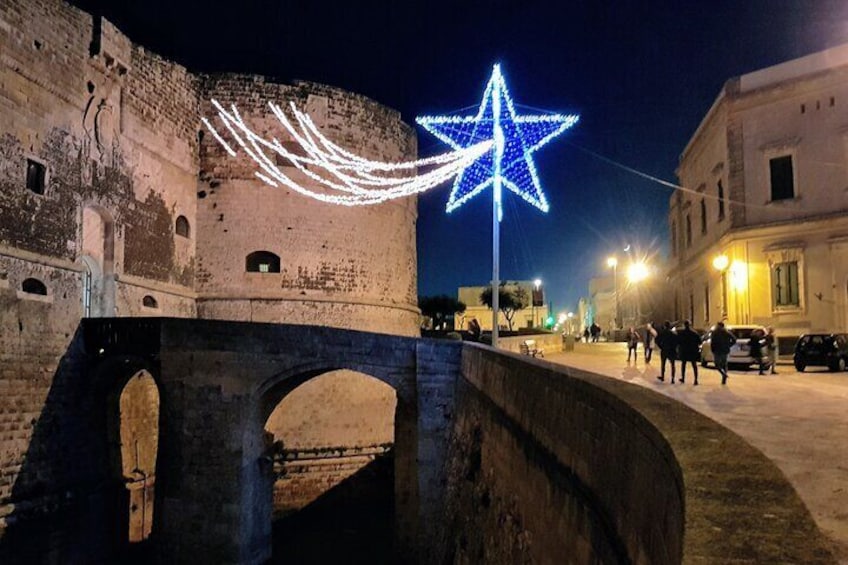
left=0, top=2, right=420, bottom=560
left=451, top=344, right=835, bottom=564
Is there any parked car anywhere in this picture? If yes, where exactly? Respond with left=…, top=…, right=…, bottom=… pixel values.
left=793, top=333, right=848, bottom=372
left=700, top=324, right=766, bottom=368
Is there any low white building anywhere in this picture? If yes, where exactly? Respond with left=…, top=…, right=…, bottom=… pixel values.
left=457, top=281, right=549, bottom=332
left=669, top=43, right=848, bottom=345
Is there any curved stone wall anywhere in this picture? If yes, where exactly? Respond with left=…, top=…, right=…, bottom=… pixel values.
left=453, top=344, right=835, bottom=564
left=197, top=76, right=419, bottom=336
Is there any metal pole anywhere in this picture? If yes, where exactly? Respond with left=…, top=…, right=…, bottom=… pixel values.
left=491, top=68, right=504, bottom=348
left=614, top=264, right=619, bottom=330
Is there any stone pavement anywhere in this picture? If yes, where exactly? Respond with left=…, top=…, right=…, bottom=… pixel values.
left=547, top=342, right=848, bottom=563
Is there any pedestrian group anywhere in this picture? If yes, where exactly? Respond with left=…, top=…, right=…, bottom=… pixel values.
left=614, top=319, right=778, bottom=386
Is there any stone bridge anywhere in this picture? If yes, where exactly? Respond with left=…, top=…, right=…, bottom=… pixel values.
left=2, top=318, right=836, bottom=564
left=5, top=318, right=460, bottom=564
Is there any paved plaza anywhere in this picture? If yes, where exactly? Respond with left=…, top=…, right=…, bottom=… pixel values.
left=546, top=342, right=848, bottom=563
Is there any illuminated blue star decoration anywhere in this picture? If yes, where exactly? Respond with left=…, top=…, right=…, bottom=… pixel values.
left=416, top=64, right=579, bottom=218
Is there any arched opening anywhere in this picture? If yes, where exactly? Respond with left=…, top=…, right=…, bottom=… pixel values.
left=263, top=369, right=397, bottom=563
left=107, top=369, right=160, bottom=554
left=175, top=215, right=190, bottom=238
left=246, top=250, right=281, bottom=273
left=81, top=205, right=116, bottom=316
left=21, top=277, right=47, bottom=295
left=142, top=295, right=158, bottom=309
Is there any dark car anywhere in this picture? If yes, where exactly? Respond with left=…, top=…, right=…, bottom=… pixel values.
left=794, top=333, right=848, bottom=372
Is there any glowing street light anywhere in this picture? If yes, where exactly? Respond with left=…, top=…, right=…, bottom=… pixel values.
left=627, top=261, right=649, bottom=283
left=532, top=278, right=542, bottom=329
left=712, top=254, right=729, bottom=272
left=606, top=257, right=619, bottom=329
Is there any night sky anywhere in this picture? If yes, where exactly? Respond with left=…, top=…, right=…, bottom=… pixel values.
left=75, top=0, right=848, bottom=313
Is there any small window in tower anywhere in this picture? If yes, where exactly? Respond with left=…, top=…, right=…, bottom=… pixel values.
left=830, top=97, right=835, bottom=107
left=26, top=159, right=46, bottom=195
left=142, top=295, right=159, bottom=309
left=175, top=215, right=190, bottom=238
left=22, top=278, right=47, bottom=295
left=800, top=103, right=805, bottom=114
left=246, top=251, right=281, bottom=273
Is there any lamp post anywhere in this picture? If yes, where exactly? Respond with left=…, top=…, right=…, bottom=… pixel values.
left=606, top=257, right=618, bottom=330
left=533, top=278, right=542, bottom=329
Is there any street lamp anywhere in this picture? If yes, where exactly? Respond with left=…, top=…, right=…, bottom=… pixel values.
left=606, top=257, right=618, bottom=330
left=627, top=261, right=649, bottom=283
left=533, top=278, right=542, bottom=329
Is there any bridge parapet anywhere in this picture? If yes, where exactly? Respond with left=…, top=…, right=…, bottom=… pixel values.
left=450, top=344, right=835, bottom=564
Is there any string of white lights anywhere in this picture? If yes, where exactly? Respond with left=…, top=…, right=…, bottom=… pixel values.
left=203, top=99, right=493, bottom=206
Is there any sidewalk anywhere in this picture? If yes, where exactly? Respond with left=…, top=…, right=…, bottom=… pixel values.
left=546, top=342, right=848, bottom=563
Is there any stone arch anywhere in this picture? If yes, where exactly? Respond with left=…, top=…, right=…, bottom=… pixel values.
left=97, top=358, right=162, bottom=557
left=257, top=362, right=410, bottom=563
left=81, top=204, right=116, bottom=316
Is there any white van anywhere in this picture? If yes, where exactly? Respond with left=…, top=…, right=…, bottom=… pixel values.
left=700, top=324, right=766, bottom=368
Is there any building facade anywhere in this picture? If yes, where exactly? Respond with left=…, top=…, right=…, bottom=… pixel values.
left=669, top=43, right=848, bottom=341
left=457, top=281, right=549, bottom=332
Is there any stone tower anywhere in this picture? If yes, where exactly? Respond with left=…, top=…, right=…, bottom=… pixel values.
left=197, top=76, right=419, bottom=336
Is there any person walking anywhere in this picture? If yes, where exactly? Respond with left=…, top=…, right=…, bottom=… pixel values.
left=583, top=327, right=590, bottom=343
left=711, top=321, right=737, bottom=385
left=750, top=328, right=766, bottom=375
left=677, top=320, right=702, bottom=385
left=626, top=327, right=639, bottom=363
left=655, top=321, right=679, bottom=383
left=764, top=327, right=778, bottom=374
left=644, top=321, right=657, bottom=362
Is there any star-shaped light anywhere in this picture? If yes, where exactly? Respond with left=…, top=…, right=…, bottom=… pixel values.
left=416, top=64, right=579, bottom=217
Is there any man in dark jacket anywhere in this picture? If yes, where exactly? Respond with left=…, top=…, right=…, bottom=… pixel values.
left=677, top=320, right=702, bottom=385
left=710, top=321, right=737, bottom=385
left=655, top=320, right=679, bottom=383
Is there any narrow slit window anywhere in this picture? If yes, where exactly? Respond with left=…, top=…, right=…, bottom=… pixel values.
left=26, top=159, right=46, bottom=195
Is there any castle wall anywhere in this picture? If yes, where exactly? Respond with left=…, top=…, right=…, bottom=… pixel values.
left=0, top=0, right=197, bottom=546
left=0, top=1, right=422, bottom=560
